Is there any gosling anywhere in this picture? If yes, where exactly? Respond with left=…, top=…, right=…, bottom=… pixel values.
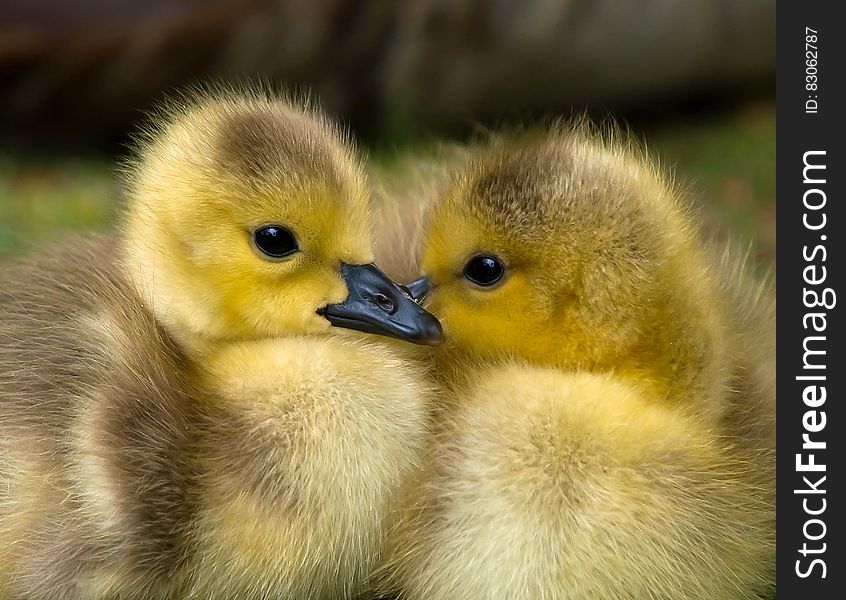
left=0, top=90, right=441, bottom=599
left=375, top=123, right=774, bottom=599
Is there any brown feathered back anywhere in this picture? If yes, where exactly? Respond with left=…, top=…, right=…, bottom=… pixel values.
left=0, top=235, right=199, bottom=597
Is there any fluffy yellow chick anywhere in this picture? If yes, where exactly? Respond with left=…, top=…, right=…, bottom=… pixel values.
left=375, top=124, right=775, bottom=599
left=0, top=90, right=442, bottom=599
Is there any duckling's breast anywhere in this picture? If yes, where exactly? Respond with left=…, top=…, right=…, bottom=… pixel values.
left=381, top=364, right=774, bottom=600
left=184, top=336, right=432, bottom=598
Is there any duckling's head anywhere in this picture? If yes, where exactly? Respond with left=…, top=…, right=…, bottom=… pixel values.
left=421, top=125, right=718, bottom=377
left=123, top=92, right=441, bottom=352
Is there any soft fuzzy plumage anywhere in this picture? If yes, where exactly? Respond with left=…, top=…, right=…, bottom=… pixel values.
left=372, top=123, right=775, bottom=599
left=0, top=90, right=433, bottom=599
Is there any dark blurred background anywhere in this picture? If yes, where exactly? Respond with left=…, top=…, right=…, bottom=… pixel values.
left=0, top=0, right=775, bottom=263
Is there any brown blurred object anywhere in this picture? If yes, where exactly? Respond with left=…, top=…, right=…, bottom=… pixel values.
left=0, top=0, right=393, bottom=145
left=385, top=0, right=775, bottom=127
left=0, top=0, right=774, bottom=146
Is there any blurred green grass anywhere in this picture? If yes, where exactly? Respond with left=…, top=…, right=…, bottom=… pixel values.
left=0, top=156, right=118, bottom=257
left=0, top=101, right=774, bottom=265
left=646, top=100, right=775, bottom=266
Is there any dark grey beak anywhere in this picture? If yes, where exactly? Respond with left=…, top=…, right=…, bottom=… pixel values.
left=318, top=264, right=443, bottom=346
left=404, top=276, right=433, bottom=303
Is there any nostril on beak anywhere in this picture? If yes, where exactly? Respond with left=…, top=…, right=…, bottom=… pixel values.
left=373, top=292, right=396, bottom=314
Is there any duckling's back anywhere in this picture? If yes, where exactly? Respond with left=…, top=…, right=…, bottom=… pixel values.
left=0, top=235, right=198, bottom=598
left=711, top=243, right=776, bottom=478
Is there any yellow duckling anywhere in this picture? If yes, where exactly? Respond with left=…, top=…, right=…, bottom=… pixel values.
left=0, top=91, right=442, bottom=599
left=375, top=124, right=775, bottom=599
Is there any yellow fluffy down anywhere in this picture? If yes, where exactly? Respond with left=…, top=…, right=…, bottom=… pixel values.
left=186, top=336, right=432, bottom=599
left=371, top=123, right=774, bottom=599
left=379, top=367, right=773, bottom=600
left=1, top=88, right=436, bottom=599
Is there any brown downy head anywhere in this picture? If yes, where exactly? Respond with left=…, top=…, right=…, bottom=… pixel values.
left=419, top=123, right=732, bottom=412
left=121, top=88, right=441, bottom=356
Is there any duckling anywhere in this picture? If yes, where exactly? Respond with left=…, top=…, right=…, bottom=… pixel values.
left=0, top=90, right=442, bottom=600
left=374, top=124, right=775, bottom=599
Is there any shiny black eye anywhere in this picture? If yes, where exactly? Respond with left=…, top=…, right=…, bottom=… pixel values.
left=463, top=254, right=505, bottom=287
left=253, top=225, right=299, bottom=258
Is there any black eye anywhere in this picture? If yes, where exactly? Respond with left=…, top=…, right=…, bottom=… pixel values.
left=253, top=225, right=299, bottom=258
left=463, top=254, right=505, bottom=287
